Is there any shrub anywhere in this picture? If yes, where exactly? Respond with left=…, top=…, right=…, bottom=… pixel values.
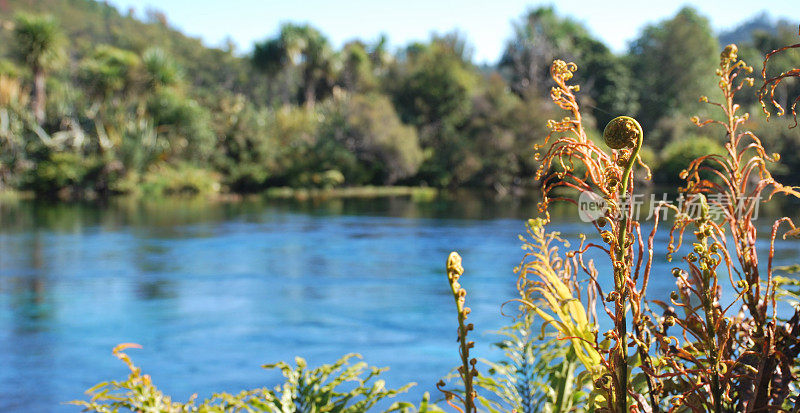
left=139, top=162, right=221, bottom=196
left=22, top=151, right=107, bottom=198
left=147, top=88, right=216, bottom=162
left=211, top=94, right=273, bottom=192
left=323, top=93, right=423, bottom=185
left=656, top=135, right=724, bottom=184
left=261, top=105, right=321, bottom=186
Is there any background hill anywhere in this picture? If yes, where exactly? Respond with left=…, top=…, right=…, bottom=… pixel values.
left=0, top=0, right=255, bottom=97
left=0, top=0, right=797, bottom=198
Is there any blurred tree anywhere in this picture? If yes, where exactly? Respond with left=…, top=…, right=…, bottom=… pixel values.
left=251, top=37, right=287, bottom=104
left=656, top=135, right=724, bottom=184
left=338, top=41, right=376, bottom=93
left=499, top=7, right=568, bottom=99
left=260, top=105, right=320, bottom=186
left=211, top=93, right=274, bottom=192
left=391, top=38, right=475, bottom=128
left=628, top=7, right=718, bottom=133
left=79, top=44, right=141, bottom=102
left=146, top=88, right=215, bottom=162
left=389, top=36, right=478, bottom=186
left=432, top=30, right=474, bottom=63
left=572, top=36, right=638, bottom=127
left=499, top=7, right=635, bottom=126
left=252, top=39, right=284, bottom=78
left=252, top=23, right=338, bottom=108
left=368, top=34, right=393, bottom=76
left=12, top=13, right=63, bottom=125
left=465, top=73, right=551, bottom=191
left=326, top=93, right=423, bottom=184
left=141, top=47, right=181, bottom=91
left=78, top=44, right=142, bottom=152
left=0, top=73, right=29, bottom=187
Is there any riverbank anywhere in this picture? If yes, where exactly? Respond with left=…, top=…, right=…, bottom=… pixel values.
left=0, top=185, right=441, bottom=202
left=263, top=186, right=439, bottom=201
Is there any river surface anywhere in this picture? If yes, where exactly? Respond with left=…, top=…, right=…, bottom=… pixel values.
left=1, top=193, right=799, bottom=411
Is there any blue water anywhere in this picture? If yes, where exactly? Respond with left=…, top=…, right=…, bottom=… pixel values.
left=0, top=194, right=798, bottom=411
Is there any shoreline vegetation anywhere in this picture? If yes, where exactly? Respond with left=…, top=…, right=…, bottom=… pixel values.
left=0, top=185, right=440, bottom=201
left=0, top=185, right=714, bottom=201
left=0, top=1, right=797, bottom=202
left=263, top=185, right=439, bottom=200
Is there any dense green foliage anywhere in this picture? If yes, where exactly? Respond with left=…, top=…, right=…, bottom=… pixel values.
left=475, top=321, right=587, bottom=413
left=72, top=344, right=437, bottom=412
left=628, top=8, right=719, bottom=133
left=0, top=1, right=798, bottom=199
left=654, top=136, right=725, bottom=184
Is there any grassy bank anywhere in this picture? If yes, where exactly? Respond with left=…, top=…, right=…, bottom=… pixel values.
left=263, top=185, right=439, bottom=201
left=0, top=185, right=441, bottom=202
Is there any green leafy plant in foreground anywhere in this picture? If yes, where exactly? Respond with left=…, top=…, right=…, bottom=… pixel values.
left=257, top=354, right=415, bottom=412
left=474, top=321, right=587, bottom=413
left=70, top=343, right=193, bottom=412
left=71, top=343, right=429, bottom=413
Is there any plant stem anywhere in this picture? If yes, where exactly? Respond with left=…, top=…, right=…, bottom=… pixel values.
left=612, top=119, right=643, bottom=413
left=614, top=301, right=628, bottom=413
left=697, top=201, right=723, bottom=413
left=446, top=252, right=475, bottom=413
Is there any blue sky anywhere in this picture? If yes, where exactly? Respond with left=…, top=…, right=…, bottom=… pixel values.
left=107, top=0, right=798, bottom=63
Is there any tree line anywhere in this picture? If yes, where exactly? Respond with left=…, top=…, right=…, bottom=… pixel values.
left=0, top=0, right=797, bottom=198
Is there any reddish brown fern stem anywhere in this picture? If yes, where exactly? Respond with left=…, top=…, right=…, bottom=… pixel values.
left=717, top=53, right=800, bottom=410
left=536, top=62, right=656, bottom=412
left=684, top=45, right=760, bottom=411
left=687, top=45, right=768, bottom=339
left=696, top=197, right=723, bottom=413
left=724, top=58, right=766, bottom=337
left=631, top=214, right=664, bottom=412
left=758, top=27, right=800, bottom=127
left=676, top=42, right=800, bottom=411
